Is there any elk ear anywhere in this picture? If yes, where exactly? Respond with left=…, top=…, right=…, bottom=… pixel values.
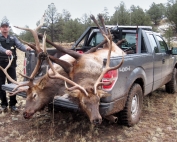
left=38, top=78, right=47, bottom=89
left=98, top=90, right=110, bottom=98
left=68, top=89, right=81, bottom=98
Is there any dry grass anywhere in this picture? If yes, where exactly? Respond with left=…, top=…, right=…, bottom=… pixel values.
left=1, top=48, right=177, bottom=141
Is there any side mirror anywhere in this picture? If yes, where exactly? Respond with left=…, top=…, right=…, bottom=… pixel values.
left=171, top=47, right=177, bottom=55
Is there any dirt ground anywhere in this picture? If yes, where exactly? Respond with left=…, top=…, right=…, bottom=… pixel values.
left=0, top=50, right=177, bottom=142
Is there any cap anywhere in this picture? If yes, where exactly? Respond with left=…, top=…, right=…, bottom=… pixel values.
left=1, top=16, right=10, bottom=27
left=1, top=21, right=9, bottom=27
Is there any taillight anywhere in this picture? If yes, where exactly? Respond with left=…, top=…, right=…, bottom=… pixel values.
left=102, top=70, right=118, bottom=91
left=77, top=50, right=83, bottom=54
left=23, top=58, right=27, bottom=75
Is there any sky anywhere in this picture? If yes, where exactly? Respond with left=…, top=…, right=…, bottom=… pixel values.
left=0, top=0, right=168, bottom=34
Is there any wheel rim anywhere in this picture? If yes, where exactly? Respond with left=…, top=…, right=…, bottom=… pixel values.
left=175, top=72, right=177, bottom=89
left=131, top=94, right=139, bottom=118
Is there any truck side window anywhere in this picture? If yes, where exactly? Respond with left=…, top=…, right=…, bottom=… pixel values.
left=147, top=34, right=159, bottom=53
left=155, top=35, right=168, bottom=53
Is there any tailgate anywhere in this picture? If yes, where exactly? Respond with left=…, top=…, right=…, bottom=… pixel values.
left=2, top=83, right=27, bottom=98
left=1, top=83, right=80, bottom=109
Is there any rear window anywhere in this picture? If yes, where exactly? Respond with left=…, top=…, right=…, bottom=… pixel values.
left=88, top=32, right=104, bottom=47
left=88, top=31, right=136, bottom=49
left=121, top=33, right=136, bottom=49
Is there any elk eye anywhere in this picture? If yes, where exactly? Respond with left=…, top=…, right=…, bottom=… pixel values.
left=33, top=93, right=37, bottom=98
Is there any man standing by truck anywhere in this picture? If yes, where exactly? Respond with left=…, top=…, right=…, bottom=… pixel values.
left=0, top=17, right=31, bottom=113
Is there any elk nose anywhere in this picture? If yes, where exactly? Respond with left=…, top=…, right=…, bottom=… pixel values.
left=93, top=118, right=102, bottom=125
left=23, top=112, right=28, bottom=119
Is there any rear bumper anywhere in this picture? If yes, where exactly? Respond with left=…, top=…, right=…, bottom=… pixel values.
left=53, top=95, right=113, bottom=116
left=2, top=84, right=126, bottom=116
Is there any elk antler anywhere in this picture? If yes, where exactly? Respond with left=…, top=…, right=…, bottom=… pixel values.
left=90, top=15, right=106, bottom=35
left=48, top=71, right=88, bottom=96
left=37, top=33, right=82, bottom=60
left=85, top=34, right=113, bottom=54
left=18, top=38, right=73, bottom=74
left=9, top=87, right=28, bottom=96
left=0, top=56, right=19, bottom=85
left=14, top=14, right=45, bottom=54
left=18, top=38, right=36, bottom=51
left=0, top=56, right=29, bottom=96
left=41, top=33, right=89, bottom=96
left=94, top=32, right=124, bottom=95
left=39, top=34, right=88, bottom=96
left=12, top=15, right=46, bottom=91
left=21, top=32, right=86, bottom=95
left=98, top=14, right=108, bottom=35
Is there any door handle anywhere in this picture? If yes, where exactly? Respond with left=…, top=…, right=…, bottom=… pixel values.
left=162, top=58, right=165, bottom=64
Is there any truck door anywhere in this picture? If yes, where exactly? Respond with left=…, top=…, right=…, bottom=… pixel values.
left=146, top=33, right=163, bottom=91
left=154, top=35, right=174, bottom=84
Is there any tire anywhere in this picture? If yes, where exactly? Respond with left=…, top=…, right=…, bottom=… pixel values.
left=166, top=68, right=177, bottom=94
left=119, top=83, right=143, bottom=127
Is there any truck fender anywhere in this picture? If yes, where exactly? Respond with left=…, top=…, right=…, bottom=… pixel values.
left=125, top=67, right=146, bottom=96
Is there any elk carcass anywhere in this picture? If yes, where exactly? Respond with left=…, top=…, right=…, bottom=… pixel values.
left=41, top=14, right=126, bottom=124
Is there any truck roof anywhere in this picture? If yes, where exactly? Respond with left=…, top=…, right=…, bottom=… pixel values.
left=105, top=25, right=152, bottom=30
left=90, top=25, right=152, bottom=30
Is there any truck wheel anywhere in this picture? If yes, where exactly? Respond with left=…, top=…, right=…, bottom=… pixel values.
left=119, top=83, right=143, bottom=127
left=166, top=68, right=177, bottom=94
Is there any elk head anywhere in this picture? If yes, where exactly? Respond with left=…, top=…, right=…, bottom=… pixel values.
left=23, top=68, right=69, bottom=119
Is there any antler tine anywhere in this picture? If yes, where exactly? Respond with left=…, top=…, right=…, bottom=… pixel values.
left=49, top=55, right=72, bottom=74
left=42, top=32, right=47, bottom=53
left=94, top=33, right=124, bottom=94
left=14, top=26, right=41, bottom=52
left=0, top=56, right=19, bottom=85
left=38, top=33, right=82, bottom=60
left=12, top=82, right=31, bottom=91
left=14, top=15, right=45, bottom=53
left=48, top=71, right=89, bottom=96
left=18, top=72, right=31, bottom=80
left=90, top=14, right=106, bottom=35
left=8, top=88, right=28, bottom=96
left=98, top=14, right=108, bottom=35
left=18, top=38, right=38, bottom=52
left=17, top=52, right=44, bottom=85
left=64, top=81, right=87, bottom=92
left=35, top=14, right=45, bottom=31
left=29, top=56, right=43, bottom=80
left=85, top=34, right=113, bottom=54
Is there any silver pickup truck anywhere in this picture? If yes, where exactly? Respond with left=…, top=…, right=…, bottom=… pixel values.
left=2, top=26, right=177, bottom=126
